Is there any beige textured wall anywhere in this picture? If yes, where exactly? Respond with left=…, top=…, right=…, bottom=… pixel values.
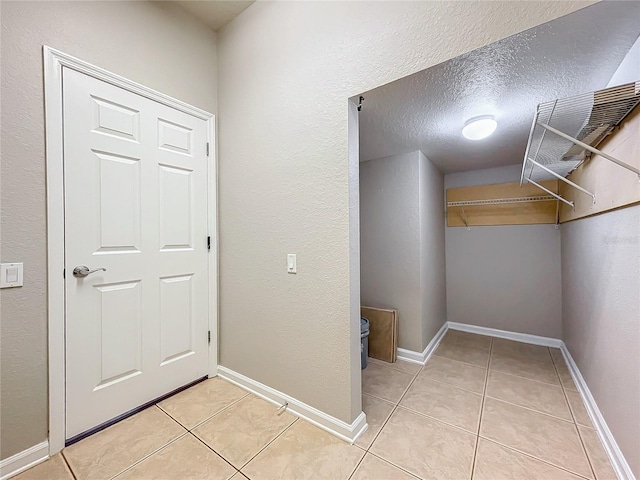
left=360, top=151, right=446, bottom=354
left=0, top=1, right=217, bottom=460
left=419, top=152, right=447, bottom=349
left=562, top=206, right=640, bottom=478
left=445, top=165, right=563, bottom=338
left=216, top=1, right=596, bottom=424
left=360, top=152, right=422, bottom=352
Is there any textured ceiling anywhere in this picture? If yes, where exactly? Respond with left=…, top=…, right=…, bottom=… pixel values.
left=358, top=2, right=640, bottom=173
left=175, top=1, right=255, bottom=31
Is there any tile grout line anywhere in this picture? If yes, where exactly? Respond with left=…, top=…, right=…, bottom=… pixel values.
left=362, top=363, right=423, bottom=453
left=414, top=374, right=486, bottom=396
left=550, top=349, right=599, bottom=480
left=238, top=418, right=300, bottom=473
left=107, top=432, right=189, bottom=479
left=156, top=392, right=250, bottom=432
left=60, top=450, right=78, bottom=480
left=483, top=394, right=576, bottom=424
left=187, top=430, right=241, bottom=473
left=470, top=335, right=493, bottom=480
left=478, top=436, right=594, bottom=480
left=366, top=451, right=423, bottom=479
left=346, top=448, right=367, bottom=480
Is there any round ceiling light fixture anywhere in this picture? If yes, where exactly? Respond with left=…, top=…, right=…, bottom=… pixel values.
left=462, top=115, right=497, bottom=140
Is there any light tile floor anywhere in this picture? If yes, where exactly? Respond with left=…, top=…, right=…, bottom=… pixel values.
left=15, top=331, right=618, bottom=480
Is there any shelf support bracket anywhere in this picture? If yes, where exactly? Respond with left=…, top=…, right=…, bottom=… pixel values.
left=460, top=207, right=470, bottom=230
left=526, top=178, right=574, bottom=208
left=527, top=158, right=596, bottom=204
left=538, top=122, right=640, bottom=178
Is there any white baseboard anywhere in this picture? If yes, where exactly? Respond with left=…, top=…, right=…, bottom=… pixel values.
left=396, top=322, right=448, bottom=365
left=447, top=322, right=563, bottom=348
left=560, top=345, right=635, bottom=480
left=0, top=441, right=49, bottom=480
left=217, top=366, right=367, bottom=444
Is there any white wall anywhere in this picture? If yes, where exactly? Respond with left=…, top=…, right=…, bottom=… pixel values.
left=562, top=205, right=640, bottom=478
left=360, top=152, right=422, bottom=352
left=216, top=0, right=595, bottom=424
left=0, top=0, right=217, bottom=460
left=445, top=165, right=563, bottom=338
left=419, top=152, right=447, bottom=348
left=607, top=34, right=640, bottom=87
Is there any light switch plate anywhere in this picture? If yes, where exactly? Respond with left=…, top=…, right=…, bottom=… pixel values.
left=287, top=254, right=297, bottom=274
left=1, top=263, right=24, bottom=288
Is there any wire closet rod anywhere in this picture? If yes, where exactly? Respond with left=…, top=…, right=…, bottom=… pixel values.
left=447, top=195, right=557, bottom=207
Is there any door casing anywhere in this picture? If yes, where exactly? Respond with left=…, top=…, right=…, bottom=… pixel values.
left=43, top=46, right=218, bottom=455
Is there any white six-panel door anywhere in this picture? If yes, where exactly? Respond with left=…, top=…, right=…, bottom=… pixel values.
left=63, top=67, right=210, bottom=438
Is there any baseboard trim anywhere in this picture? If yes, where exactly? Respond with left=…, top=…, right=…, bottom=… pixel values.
left=447, top=322, right=563, bottom=348
left=0, top=441, right=49, bottom=480
left=560, top=344, right=635, bottom=480
left=217, top=366, right=367, bottom=444
left=396, top=322, right=448, bottom=365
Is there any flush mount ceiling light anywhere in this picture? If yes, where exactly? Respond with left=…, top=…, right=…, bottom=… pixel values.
left=462, top=116, right=497, bottom=140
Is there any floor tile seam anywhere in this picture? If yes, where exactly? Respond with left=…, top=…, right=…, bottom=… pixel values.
left=413, top=374, right=486, bottom=396
left=368, top=359, right=424, bottom=377
left=483, top=395, right=576, bottom=424
left=368, top=361, right=419, bottom=379
left=362, top=392, right=397, bottom=407
left=487, top=368, right=567, bottom=391
left=187, top=430, right=242, bottom=473
left=60, top=450, right=79, bottom=480
left=393, top=362, right=427, bottom=410
left=564, top=395, right=595, bottom=429
left=365, top=451, right=424, bottom=479
left=360, top=402, right=399, bottom=452
left=237, top=418, right=300, bottom=472
left=431, top=352, right=488, bottom=369
left=153, top=404, right=192, bottom=432
left=393, top=404, right=479, bottom=437
left=476, top=435, right=595, bottom=480
left=107, top=431, right=189, bottom=480
left=158, top=392, right=250, bottom=432
left=192, top=411, right=298, bottom=469
left=346, top=446, right=368, bottom=480
left=558, top=383, right=599, bottom=480
left=424, top=354, right=489, bottom=372
left=364, top=373, right=419, bottom=454
left=472, top=336, right=493, bottom=479
left=487, top=365, right=562, bottom=388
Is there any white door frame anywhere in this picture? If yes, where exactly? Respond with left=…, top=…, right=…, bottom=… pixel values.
left=43, top=46, right=218, bottom=455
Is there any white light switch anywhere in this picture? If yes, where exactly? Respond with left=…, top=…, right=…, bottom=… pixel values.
left=1, top=263, right=24, bottom=288
left=287, top=254, right=297, bottom=274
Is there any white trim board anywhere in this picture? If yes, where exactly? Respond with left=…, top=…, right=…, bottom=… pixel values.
left=43, top=46, right=218, bottom=455
left=447, top=322, right=563, bottom=348
left=396, top=322, right=448, bottom=365
left=0, top=441, right=49, bottom=480
left=560, top=345, right=636, bottom=480
left=217, top=366, right=368, bottom=444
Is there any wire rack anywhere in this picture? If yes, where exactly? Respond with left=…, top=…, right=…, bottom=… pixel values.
left=521, top=81, right=640, bottom=198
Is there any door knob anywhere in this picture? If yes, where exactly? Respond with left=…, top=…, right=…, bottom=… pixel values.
left=73, top=265, right=107, bottom=277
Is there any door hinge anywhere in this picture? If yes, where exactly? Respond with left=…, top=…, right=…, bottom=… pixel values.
left=63, top=268, right=66, bottom=279
left=208, top=331, right=211, bottom=344
left=206, top=142, right=210, bottom=156
left=207, top=236, right=211, bottom=251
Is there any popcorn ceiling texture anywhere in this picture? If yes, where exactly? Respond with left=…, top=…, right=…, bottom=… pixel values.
left=358, top=1, right=640, bottom=172
left=216, top=1, right=597, bottom=425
